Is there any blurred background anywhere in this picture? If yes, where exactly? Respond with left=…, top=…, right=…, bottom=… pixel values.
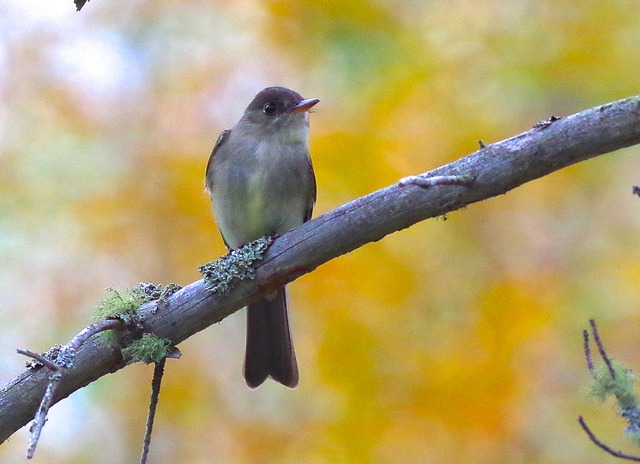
left=1, top=0, right=640, bottom=462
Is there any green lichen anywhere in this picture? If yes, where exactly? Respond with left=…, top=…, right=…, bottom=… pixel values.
left=94, top=287, right=147, bottom=321
left=590, top=360, right=638, bottom=410
left=93, top=283, right=182, bottom=345
left=137, top=282, right=183, bottom=308
left=121, top=333, right=171, bottom=364
left=199, top=236, right=272, bottom=293
left=94, top=283, right=182, bottom=320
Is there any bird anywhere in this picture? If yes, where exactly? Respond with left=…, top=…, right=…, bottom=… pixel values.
left=205, top=87, right=318, bottom=388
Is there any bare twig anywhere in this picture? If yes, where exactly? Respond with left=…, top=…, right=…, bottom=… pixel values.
left=74, top=0, right=89, bottom=11
left=583, top=330, right=594, bottom=373
left=26, top=371, right=62, bottom=459
left=580, top=320, right=640, bottom=460
left=140, top=359, right=166, bottom=464
left=579, top=416, right=640, bottom=462
left=20, top=318, right=128, bottom=458
left=17, top=349, right=62, bottom=372
left=590, top=319, right=616, bottom=379
left=64, top=319, right=129, bottom=364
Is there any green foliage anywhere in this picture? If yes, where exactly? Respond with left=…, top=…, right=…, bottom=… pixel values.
left=199, top=236, right=272, bottom=293
left=589, top=361, right=638, bottom=410
left=121, top=333, right=171, bottom=364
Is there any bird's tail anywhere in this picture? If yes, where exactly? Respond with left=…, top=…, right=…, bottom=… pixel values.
left=244, top=287, right=298, bottom=388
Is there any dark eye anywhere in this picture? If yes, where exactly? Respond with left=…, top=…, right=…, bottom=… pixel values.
left=263, top=102, right=276, bottom=115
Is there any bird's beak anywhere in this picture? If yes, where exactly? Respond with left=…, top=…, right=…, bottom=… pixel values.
left=289, top=98, right=319, bottom=113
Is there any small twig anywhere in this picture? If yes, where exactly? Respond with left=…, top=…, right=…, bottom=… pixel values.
left=579, top=416, right=640, bottom=462
left=26, top=371, right=63, bottom=459
left=140, top=358, right=166, bottom=464
left=74, top=0, right=89, bottom=11
left=590, top=319, right=616, bottom=379
left=17, top=349, right=62, bottom=372
left=21, top=318, right=129, bottom=458
left=65, top=319, right=130, bottom=362
left=398, top=174, right=475, bottom=189
left=580, top=320, right=640, bottom=459
left=583, top=329, right=594, bottom=373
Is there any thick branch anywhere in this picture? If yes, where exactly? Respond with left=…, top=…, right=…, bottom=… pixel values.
left=1, top=95, right=640, bottom=443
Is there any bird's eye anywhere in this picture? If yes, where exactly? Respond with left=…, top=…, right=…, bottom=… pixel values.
left=263, top=102, right=276, bottom=115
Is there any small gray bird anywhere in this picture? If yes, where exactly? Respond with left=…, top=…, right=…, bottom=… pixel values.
left=205, top=87, right=318, bottom=388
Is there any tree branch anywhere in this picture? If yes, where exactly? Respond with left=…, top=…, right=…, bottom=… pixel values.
left=1, top=95, right=640, bottom=444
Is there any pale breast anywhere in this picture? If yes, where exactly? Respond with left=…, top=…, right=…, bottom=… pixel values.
left=211, top=137, right=313, bottom=248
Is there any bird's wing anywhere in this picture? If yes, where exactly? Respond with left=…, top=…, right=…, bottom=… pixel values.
left=304, top=159, right=316, bottom=223
left=204, top=129, right=231, bottom=194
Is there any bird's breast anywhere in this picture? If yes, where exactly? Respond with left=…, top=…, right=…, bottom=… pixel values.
left=212, top=139, right=312, bottom=248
